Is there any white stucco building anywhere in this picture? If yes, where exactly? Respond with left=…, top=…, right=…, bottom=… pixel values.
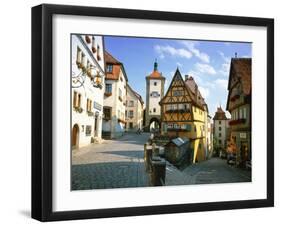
left=125, top=84, right=144, bottom=132
left=71, top=34, right=105, bottom=149
left=102, top=51, right=128, bottom=139
left=145, top=60, right=165, bottom=131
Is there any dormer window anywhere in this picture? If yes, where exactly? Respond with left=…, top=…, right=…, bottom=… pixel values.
left=106, top=64, right=113, bottom=73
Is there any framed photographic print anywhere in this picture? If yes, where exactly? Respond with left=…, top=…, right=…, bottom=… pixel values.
left=31, top=4, right=274, bottom=221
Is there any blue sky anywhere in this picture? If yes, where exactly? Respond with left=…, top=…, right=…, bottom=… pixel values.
left=104, top=36, right=251, bottom=118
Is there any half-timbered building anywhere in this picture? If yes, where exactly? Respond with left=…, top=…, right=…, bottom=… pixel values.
left=160, top=69, right=209, bottom=163
left=226, top=58, right=251, bottom=167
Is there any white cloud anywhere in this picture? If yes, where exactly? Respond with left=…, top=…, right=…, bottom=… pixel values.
left=218, top=51, right=231, bottom=76
left=165, top=79, right=170, bottom=91
left=198, top=86, right=209, bottom=99
left=195, top=63, right=216, bottom=75
left=154, top=45, right=192, bottom=59
left=180, top=41, right=210, bottom=63
left=215, top=79, right=228, bottom=90
left=176, top=62, right=183, bottom=67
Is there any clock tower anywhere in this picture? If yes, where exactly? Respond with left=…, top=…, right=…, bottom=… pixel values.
left=145, top=60, right=165, bottom=131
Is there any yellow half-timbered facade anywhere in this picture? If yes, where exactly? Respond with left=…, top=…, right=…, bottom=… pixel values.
left=160, top=69, right=209, bottom=163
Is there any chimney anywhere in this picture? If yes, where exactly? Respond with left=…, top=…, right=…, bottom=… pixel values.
left=185, top=74, right=189, bottom=81
left=195, top=84, right=198, bottom=101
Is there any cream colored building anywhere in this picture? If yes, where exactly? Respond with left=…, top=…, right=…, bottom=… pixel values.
left=102, top=51, right=128, bottom=139
left=71, top=34, right=105, bottom=149
left=213, top=106, right=230, bottom=155
left=125, top=84, right=144, bottom=132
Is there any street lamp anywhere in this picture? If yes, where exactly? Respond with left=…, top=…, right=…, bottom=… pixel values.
left=72, top=65, right=103, bottom=89
left=92, top=71, right=102, bottom=89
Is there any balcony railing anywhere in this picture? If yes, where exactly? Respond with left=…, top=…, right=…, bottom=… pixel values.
left=104, top=92, right=112, bottom=97
left=229, top=118, right=246, bottom=126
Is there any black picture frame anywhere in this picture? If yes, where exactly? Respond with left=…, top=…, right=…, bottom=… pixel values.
left=31, top=4, right=274, bottom=222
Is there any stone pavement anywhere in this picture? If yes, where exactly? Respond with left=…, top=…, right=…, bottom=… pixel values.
left=72, top=132, right=151, bottom=190
left=165, top=157, right=251, bottom=186
left=72, top=133, right=251, bottom=190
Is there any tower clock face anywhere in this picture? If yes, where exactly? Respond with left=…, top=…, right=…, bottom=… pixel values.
left=151, top=91, right=160, bottom=97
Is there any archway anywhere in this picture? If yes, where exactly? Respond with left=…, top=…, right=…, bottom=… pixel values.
left=149, top=118, right=161, bottom=132
left=72, top=124, right=79, bottom=149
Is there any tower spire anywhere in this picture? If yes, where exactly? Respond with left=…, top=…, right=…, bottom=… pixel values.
left=154, top=58, right=158, bottom=71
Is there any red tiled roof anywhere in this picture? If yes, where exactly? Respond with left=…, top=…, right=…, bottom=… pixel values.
left=146, top=61, right=165, bottom=79
left=104, top=51, right=121, bottom=64
left=226, top=58, right=251, bottom=111
left=229, top=58, right=251, bottom=95
left=213, top=106, right=228, bottom=120
left=147, top=70, right=163, bottom=79
left=185, top=75, right=207, bottom=109
left=104, top=51, right=128, bottom=81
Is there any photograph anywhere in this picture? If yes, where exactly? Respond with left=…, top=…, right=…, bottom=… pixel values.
left=71, top=34, right=252, bottom=190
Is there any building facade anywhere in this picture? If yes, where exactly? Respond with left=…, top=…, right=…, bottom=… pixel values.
left=102, top=51, right=128, bottom=139
left=160, top=69, right=209, bottom=163
left=226, top=58, right=252, bottom=167
left=213, top=106, right=230, bottom=156
left=206, top=115, right=213, bottom=158
left=125, top=84, right=144, bottom=132
left=71, top=34, right=105, bottom=149
left=145, top=60, right=165, bottom=131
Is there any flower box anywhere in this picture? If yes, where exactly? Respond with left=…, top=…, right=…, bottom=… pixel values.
left=229, top=118, right=246, bottom=126
left=230, top=94, right=240, bottom=102
left=104, top=92, right=112, bottom=97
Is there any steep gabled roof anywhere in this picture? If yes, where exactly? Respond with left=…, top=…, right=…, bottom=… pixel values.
left=227, top=58, right=251, bottom=94
left=104, top=51, right=121, bottom=64
left=104, top=51, right=128, bottom=81
left=185, top=75, right=207, bottom=109
left=213, top=106, right=228, bottom=120
left=226, top=58, right=252, bottom=110
left=160, top=68, right=207, bottom=111
left=127, top=84, right=144, bottom=105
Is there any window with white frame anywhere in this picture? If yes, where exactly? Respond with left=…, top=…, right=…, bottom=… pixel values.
left=129, top=110, right=134, bottom=118
left=105, top=83, right=112, bottom=93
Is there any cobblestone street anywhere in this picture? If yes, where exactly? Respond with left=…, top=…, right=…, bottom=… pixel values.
left=165, top=157, right=251, bottom=186
left=72, top=133, right=251, bottom=190
left=72, top=133, right=151, bottom=190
